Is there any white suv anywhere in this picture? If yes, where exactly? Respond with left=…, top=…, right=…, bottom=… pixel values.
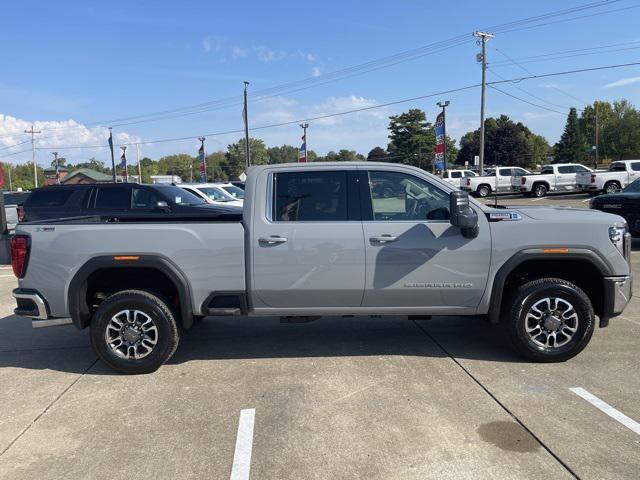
left=179, top=183, right=244, bottom=207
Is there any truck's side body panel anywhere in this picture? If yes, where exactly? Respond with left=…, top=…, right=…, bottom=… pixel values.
left=17, top=222, right=246, bottom=317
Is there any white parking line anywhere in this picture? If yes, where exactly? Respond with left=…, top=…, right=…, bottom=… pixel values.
left=531, top=197, right=547, bottom=202
left=570, top=387, right=640, bottom=435
left=230, top=408, right=256, bottom=480
left=581, top=198, right=592, bottom=203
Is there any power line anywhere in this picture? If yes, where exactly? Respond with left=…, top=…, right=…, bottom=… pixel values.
left=489, top=85, right=566, bottom=114
left=1, top=60, right=632, bottom=160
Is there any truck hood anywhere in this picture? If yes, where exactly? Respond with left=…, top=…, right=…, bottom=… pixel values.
left=488, top=205, right=626, bottom=226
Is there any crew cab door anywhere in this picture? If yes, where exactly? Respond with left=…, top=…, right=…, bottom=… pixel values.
left=359, top=168, right=491, bottom=309
left=627, top=161, right=640, bottom=186
left=251, top=168, right=365, bottom=308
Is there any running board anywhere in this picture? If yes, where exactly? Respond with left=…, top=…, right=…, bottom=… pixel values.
left=32, top=318, right=73, bottom=328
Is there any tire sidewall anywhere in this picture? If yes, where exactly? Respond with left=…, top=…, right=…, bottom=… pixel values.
left=90, top=293, right=177, bottom=374
left=478, top=185, right=490, bottom=197
left=533, top=184, right=547, bottom=197
left=605, top=182, right=619, bottom=194
left=511, top=283, right=594, bottom=361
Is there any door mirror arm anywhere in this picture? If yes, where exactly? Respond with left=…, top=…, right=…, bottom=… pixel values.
left=449, top=191, right=479, bottom=238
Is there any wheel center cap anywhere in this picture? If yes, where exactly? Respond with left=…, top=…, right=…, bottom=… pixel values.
left=123, top=327, right=140, bottom=343
left=544, top=315, right=562, bottom=331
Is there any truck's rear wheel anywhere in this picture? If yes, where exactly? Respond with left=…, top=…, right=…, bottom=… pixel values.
left=506, top=278, right=595, bottom=362
left=90, top=290, right=179, bottom=374
left=604, top=182, right=621, bottom=194
left=532, top=184, right=548, bottom=197
left=477, top=185, right=491, bottom=197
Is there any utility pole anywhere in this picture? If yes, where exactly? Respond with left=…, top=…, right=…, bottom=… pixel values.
left=299, top=123, right=309, bottom=162
left=594, top=103, right=599, bottom=170
left=7, top=167, right=12, bottom=192
left=24, top=124, right=41, bottom=188
left=436, top=101, right=450, bottom=173
left=108, top=127, right=116, bottom=183
left=243, top=81, right=251, bottom=168
left=52, top=151, right=60, bottom=184
left=473, top=31, right=493, bottom=175
left=136, top=143, right=142, bottom=183
left=120, top=145, right=128, bottom=183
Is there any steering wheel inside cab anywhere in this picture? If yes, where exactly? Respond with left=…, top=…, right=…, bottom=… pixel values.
left=404, top=182, right=450, bottom=221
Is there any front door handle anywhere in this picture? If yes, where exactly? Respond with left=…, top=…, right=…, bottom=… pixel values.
left=370, top=234, right=398, bottom=243
left=259, top=236, right=288, bottom=245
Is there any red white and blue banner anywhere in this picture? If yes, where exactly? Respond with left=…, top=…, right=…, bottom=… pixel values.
left=434, top=111, right=445, bottom=170
left=198, top=143, right=207, bottom=182
left=119, top=149, right=128, bottom=182
left=298, top=136, right=307, bottom=163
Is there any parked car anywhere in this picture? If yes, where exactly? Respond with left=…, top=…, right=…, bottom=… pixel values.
left=3, top=191, right=30, bottom=230
left=590, top=178, right=640, bottom=236
left=20, top=183, right=241, bottom=222
left=179, top=183, right=243, bottom=207
left=440, top=169, right=477, bottom=187
left=230, top=181, right=245, bottom=190
left=577, top=159, right=640, bottom=195
left=514, top=163, right=593, bottom=197
left=461, top=166, right=530, bottom=197
left=11, top=162, right=631, bottom=373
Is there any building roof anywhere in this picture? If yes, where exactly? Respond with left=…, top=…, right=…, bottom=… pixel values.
left=62, top=168, right=113, bottom=183
left=43, top=166, right=70, bottom=173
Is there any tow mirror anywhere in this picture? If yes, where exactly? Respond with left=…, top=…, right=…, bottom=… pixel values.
left=449, top=191, right=478, bottom=238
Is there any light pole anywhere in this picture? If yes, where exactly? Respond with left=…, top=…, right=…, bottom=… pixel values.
left=24, top=124, right=41, bottom=188
left=473, top=31, right=494, bottom=175
left=243, top=81, right=251, bottom=168
left=436, top=101, right=450, bottom=173
left=120, top=145, right=128, bottom=183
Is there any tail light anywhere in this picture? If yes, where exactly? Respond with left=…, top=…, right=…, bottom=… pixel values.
left=11, top=235, right=30, bottom=278
left=521, top=176, right=527, bottom=185
left=591, top=174, right=596, bottom=183
left=16, top=206, right=25, bottom=223
left=466, top=178, right=471, bottom=186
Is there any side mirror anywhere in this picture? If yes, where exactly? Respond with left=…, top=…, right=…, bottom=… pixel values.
left=449, top=191, right=479, bottom=238
left=155, top=200, right=170, bottom=210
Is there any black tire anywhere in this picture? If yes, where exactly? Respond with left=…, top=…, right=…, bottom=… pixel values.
left=506, top=278, right=595, bottom=362
left=477, top=185, right=491, bottom=197
left=532, top=183, right=548, bottom=198
left=90, top=290, right=180, bottom=374
left=604, top=181, right=621, bottom=194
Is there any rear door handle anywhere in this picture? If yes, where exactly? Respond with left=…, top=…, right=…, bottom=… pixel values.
left=259, top=236, right=288, bottom=244
left=370, top=235, right=398, bottom=243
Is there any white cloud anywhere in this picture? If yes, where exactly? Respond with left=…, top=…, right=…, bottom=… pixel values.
left=603, top=76, right=640, bottom=89
left=231, top=46, right=249, bottom=58
left=523, top=111, right=562, bottom=120
left=0, top=114, right=140, bottom=165
left=201, top=37, right=316, bottom=63
left=202, top=36, right=211, bottom=53
left=311, top=67, right=321, bottom=77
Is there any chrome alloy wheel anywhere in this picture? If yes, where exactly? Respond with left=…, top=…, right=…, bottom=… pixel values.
left=524, top=297, right=579, bottom=349
left=105, top=310, right=158, bottom=360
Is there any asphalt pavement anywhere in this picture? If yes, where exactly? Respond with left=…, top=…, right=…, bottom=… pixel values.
left=0, top=193, right=639, bottom=479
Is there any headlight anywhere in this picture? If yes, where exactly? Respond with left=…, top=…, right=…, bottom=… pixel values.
left=609, top=225, right=628, bottom=257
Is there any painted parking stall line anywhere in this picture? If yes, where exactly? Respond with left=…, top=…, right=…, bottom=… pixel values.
left=230, top=408, right=256, bottom=480
left=570, top=387, right=640, bottom=436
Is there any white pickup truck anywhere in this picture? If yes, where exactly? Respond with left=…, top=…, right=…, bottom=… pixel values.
left=440, top=169, right=477, bottom=187
left=577, top=160, right=640, bottom=195
left=514, top=163, right=593, bottom=197
left=461, top=166, right=530, bottom=197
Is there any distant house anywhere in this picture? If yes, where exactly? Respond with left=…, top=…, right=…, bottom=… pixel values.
left=43, top=166, right=70, bottom=185
left=62, top=168, right=113, bottom=184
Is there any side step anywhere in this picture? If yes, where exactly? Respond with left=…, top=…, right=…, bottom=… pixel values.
left=32, top=318, right=73, bottom=328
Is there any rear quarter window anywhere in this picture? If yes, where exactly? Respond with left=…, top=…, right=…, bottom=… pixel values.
left=25, top=189, right=74, bottom=207
left=631, top=162, right=640, bottom=172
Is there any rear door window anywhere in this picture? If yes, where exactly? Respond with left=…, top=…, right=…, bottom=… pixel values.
left=631, top=162, right=640, bottom=171
left=540, top=166, right=554, bottom=175
left=498, top=168, right=513, bottom=177
left=132, top=188, right=161, bottom=209
left=94, top=188, right=131, bottom=210
left=273, top=171, right=349, bottom=222
left=558, top=166, right=574, bottom=174
left=25, top=189, right=74, bottom=207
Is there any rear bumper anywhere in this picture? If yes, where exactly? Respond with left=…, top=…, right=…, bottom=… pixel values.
left=580, top=185, right=598, bottom=191
left=12, top=288, right=72, bottom=328
left=601, top=275, right=632, bottom=326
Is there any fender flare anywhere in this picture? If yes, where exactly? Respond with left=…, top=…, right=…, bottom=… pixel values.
left=67, top=255, right=194, bottom=330
left=488, top=249, right=612, bottom=324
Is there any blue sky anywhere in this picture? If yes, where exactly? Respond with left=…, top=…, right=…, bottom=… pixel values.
left=1, top=0, right=640, bottom=166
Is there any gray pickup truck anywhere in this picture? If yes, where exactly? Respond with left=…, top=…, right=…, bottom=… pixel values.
left=11, top=162, right=632, bottom=373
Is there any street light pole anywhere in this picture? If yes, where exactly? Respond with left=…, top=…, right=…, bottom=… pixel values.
left=473, top=31, right=493, bottom=175
left=436, top=101, right=450, bottom=173
left=24, top=124, right=41, bottom=188
left=299, top=123, right=308, bottom=162
left=243, top=81, right=251, bottom=168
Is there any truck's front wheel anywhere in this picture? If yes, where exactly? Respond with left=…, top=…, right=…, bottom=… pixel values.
left=90, top=290, right=180, bottom=374
left=506, top=278, right=595, bottom=362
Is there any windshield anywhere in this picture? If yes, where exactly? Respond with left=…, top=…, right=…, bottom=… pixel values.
left=159, top=186, right=205, bottom=205
left=221, top=185, right=245, bottom=199
left=198, top=187, right=236, bottom=202
left=623, top=179, right=640, bottom=193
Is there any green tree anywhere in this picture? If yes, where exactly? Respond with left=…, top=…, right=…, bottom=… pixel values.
left=224, top=138, right=269, bottom=179
left=600, top=100, right=640, bottom=160
left=387, top=109, right=434, bottom=165
left=69, top=157, right=111, bottom=174
left=367, top=146, right=388, bottom=161
left=554, top=108, right=587, bottom=163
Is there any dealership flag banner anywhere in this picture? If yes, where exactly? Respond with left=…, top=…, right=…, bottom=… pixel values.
left=198, top=142, right=207, bottom=182
left=119, top=150, right=128, bottom=182
left=434, top=111, right=445, bottom=171
left=298, top=136, right=307, bottom=163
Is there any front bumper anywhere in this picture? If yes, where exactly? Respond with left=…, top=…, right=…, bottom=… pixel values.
left=12, top=288, right=72, bottom=328
left=601, top=275, right=632, bottom=326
